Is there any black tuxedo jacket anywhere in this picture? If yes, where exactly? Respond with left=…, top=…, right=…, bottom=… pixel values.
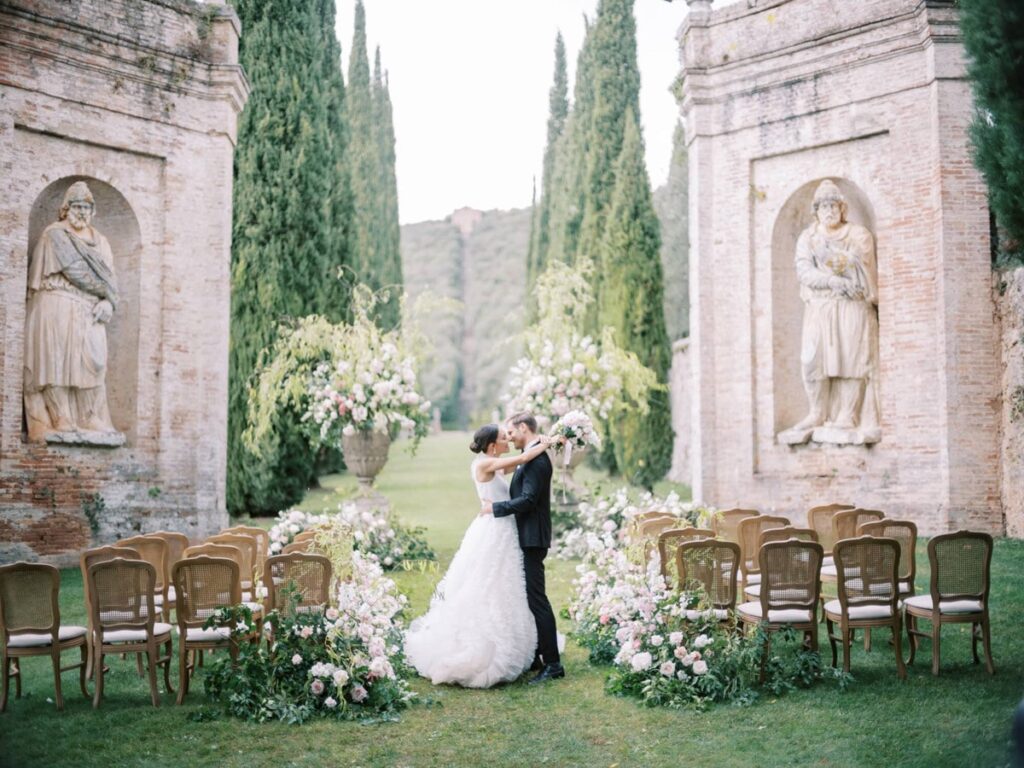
left=492, top=448, right=553, bottom=549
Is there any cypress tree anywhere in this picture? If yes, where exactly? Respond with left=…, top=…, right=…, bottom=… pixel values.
left=228, top=0, right=352, bottom=514
left=599, top=110, right=673, bottom=487
left=527, top=32, right=569, bottom=297
left=960, top=0, right=1024, bottom=262
left=655, top=121, right=690, bottom=340
left=372, top=48, right=403, bottom=326
left=578, top=0, right=642, bottom=318
left=547, top=16, right=595, bottom=267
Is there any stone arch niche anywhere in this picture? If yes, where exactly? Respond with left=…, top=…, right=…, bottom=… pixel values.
left=26, top=176, right=142, bottom=444
left=770, top=177, right=877, bottom=438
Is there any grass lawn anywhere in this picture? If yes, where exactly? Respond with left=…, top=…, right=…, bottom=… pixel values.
left=2, top=432, right=1022, bottom=767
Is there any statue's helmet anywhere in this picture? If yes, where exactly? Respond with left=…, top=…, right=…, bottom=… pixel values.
left=811, top=179, right=845, bottom=210
left=59, top=181, right=95, bottom=220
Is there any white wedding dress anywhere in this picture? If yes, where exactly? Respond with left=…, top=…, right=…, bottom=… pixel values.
left=404, top=458, right=537, bottom=688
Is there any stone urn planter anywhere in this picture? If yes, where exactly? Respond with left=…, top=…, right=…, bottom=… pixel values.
left=342, top=430, right=391, bottom=490
left=555, top=444, right=588, bottom=501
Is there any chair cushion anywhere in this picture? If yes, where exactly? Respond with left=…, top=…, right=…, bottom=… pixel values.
left=684, top=608, right=730, bottom=621
left=178, top=626, right=233, bottom=642
left=100, top=605, right=161, bottom=622
left=744, top=573, right=762, bottom=586
left=166, top=585, right=176, bottom=603
left=737, top=602, right=814, bottom=624
left=824, top=599, right=902, bottom=620
left=243, top=602, right=263, bottom=616
left=744, top=583, right=761, bottom=598
left=7, top=626, right=87, bottom=648
left=101, top=623, right=173, bottom=643
left=904, top=595, right=983, bottom=614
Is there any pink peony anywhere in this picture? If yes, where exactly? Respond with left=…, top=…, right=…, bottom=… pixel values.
left=599, top=615, right=610, bottom=625
left=350, top=684, right=368, bottom=703
left=291, top=654, right=303, bottom=665
left=659, top=661, right=676, bottom=677
left=310, top=679, right=325, bottom=696
left=300, top=626, right=314, bottom=639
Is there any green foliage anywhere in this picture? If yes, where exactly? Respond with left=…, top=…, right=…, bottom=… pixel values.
left=528, top=32, right=570, bottom=305
left=653, top=121, right=689, bottom=341
left=347, top=3, right=403, bottom=328
left=598, top=111, right=672, bottom=487
left=80, top=492, right=104, bottom=534
left=228, top=0, right=352, bottom=515
left=960, top=0, right=1024, bottom=265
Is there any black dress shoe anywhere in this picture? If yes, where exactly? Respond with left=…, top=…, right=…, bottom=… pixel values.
left=527, top=662, right=565, bottom=685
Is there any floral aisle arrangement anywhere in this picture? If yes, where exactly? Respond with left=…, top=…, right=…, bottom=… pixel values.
left=568, top=536, right=846, bottom=712
left=551, top=486, right=716, bottom=560
left=268, top=503, right=435, bottom=570
left=245, top=287, right=432, bottom=468
left=203, top=550, right=415, bottom=723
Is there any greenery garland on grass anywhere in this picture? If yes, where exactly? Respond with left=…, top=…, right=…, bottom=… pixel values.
left=203, top=551, right=415, bottom=724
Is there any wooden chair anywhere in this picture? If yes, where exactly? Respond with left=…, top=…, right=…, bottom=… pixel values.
left=743, top=527, right=817, bottom=600
left=859, top=520, right=917, bottom=599
left=806, top=503, right=855, bottom=564
left=80, top=545, right=141, bottom=679
left=0, top=562, right=88, bottom=712
left=183, top=543, right=262, bottom=619
left=172, top=556, right=246, bottom=704
left=737, top=514, right=790, bottom=592
left=147, top=532, right=190, bottom=618
left=906, top=531, right=995, bottom=676
left=712, top=508, right=759, bottom=543
left=657, top=527, right=715, bottom=583
left=116, top=535, right=169, bottom=618
left=207, top=533, right=258, bottom=591
left=222, top=525, right=270, bottom=571
left=87, top=558, right=174, bottom=707
left=675, top=540, right=741, bottom=623
left=292, top=529, right=321, bottom=545
left=637, top=516, right=683, bottom=564
left=824, top=536, right=906, bottom=679
left=282, top=540, right=314, bottom=555
left=264, top=554, right=333, bottom=615
left=737, top=540, right=823, bottom=681
left=832, top=509, right=885, bottom=544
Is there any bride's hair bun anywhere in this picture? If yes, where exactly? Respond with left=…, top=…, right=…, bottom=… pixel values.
left=470, top=423, right=500, bottom=454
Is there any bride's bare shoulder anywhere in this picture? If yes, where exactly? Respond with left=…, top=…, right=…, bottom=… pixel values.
left=471, top=457, right=493, bottom=483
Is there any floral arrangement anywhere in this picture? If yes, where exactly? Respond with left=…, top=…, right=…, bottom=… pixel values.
left=551, top=486, right=716, bottom=560
left=268, top=503, right=435, bottom=570
left=245, top=288, right=432, bottom=460
left=501, top=262, right=659, bottom=436
left=551, top=410, right=601, bottom=452
left=203, top=550, right=415, bottom=723
left=568, top=532, right=847, bottom=711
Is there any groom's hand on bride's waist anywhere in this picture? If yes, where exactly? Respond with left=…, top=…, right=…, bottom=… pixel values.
left=479, top=500, right=494, bottom=517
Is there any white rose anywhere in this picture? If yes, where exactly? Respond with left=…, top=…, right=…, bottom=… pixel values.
left=694, top=634, right=712, bottom=650
left=693, top=660, right=709, bottom=675
left=659, top=661, right=675, bottom=677
left=333, top=669, right=349, bottom=688
left=342, top=424, right=356, bottom=437
left=650, top=635, right=664, bottom=647
left=630, top=652, right=653, bottom=672
left=669, top=632, right=684, bottom=646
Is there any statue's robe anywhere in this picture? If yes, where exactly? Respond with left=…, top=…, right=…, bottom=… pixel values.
left=795, top=221, right=878, bottom=385
left=24, top=221, right=118, bottom=394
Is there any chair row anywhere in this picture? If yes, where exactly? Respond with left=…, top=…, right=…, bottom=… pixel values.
left=0, top=549, right=332, bottom=712
left=663, top=530, right=995, bottom=680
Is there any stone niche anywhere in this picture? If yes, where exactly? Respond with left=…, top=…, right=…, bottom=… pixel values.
left=676, top=0, right=1003, bottom=534
left=0, top=0, right=250, bottom=564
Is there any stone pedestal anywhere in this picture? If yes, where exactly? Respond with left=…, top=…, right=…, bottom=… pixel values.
left=0, top=0, right=249, bottom=565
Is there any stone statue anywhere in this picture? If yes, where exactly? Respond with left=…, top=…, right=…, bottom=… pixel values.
left=778, top=180, right=881, bottom=446
left=23, top=181, right=124, bottom=446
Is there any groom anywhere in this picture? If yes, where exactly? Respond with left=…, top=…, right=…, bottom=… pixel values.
left=480, top=411, right=564, bottom=684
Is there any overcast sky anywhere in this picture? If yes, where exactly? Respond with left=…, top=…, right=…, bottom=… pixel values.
left=336, top=1, right=712, bottom=224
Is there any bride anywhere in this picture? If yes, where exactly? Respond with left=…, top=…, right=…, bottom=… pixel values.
left=404, top=424, right=556, bottom=688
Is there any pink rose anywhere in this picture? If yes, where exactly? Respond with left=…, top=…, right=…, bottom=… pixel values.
left=300, top=626, right=313, bottom=639
left=599, top=615, right=610, bottom=625
left=310, top=679, right=325, bottom=696
left=350, top=684, right=368, bottom=703
left=325, top=607, right=340, bottom=621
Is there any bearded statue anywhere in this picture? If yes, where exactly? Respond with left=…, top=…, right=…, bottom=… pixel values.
left=23, top=181, right=124, bottom=445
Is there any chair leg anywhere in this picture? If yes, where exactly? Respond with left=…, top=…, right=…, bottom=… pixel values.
left=136, top=652, right=145, bottom=677
left=79, top=644, right=89, bottom=699
left=971, top=622, right=981, bottom=664
left=52, top=647, right=65, bottom=711
left=827, top=617, right=838, bottom=667
left=176, top=644, right=189, bottom=705
left=85, top=626, right=94, bottom=680
left=758, top=631, right=771, bottom=684
left=92, top=653, right=104, bottom=709
left=906, top=614, right=917, bottom=665
left=13, top=659, right=20, bottom=699
left=1, top=653, right=9, bottom=712
left=841, top=625, right=852, bottom=674
left=146, top=641, right=160, bottom=707
left=931, top=621, right=941, bottom=677
left=981, top=617, right=995, bottom=675
left=893, top=618, right=906, bottom=681
left=163, top=639, right=175, bottom=694
left=864, top=627, right=872, bottom=652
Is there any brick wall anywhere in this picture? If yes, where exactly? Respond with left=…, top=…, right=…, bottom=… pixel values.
left=676, top=0, right=1004, bottom=534
left=0, top=0, right=249, bottom=564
